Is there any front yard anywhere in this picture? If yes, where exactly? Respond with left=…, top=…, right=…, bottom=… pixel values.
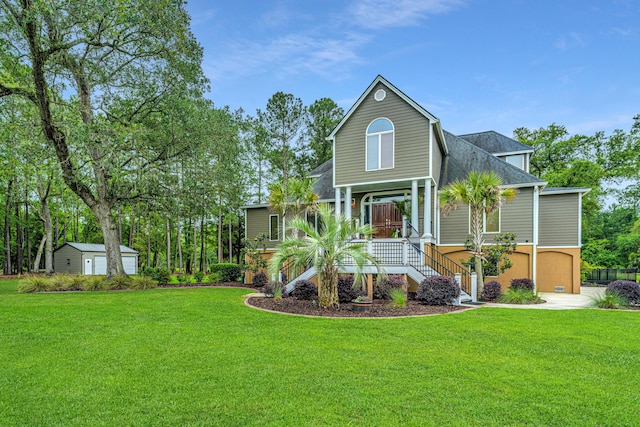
left=0, top=279, right=638, bottom=426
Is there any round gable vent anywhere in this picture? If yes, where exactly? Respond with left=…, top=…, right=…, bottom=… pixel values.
left=374, top=89, right=386, bottom=102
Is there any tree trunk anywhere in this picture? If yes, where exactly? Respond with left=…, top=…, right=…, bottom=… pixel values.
left=177, top=212, right=183, bottom=274
left=228, top=222, right=232, bottom=263
left=147, top=215, right=151, bottom=268
left=319, top=265, right=339, bottom=308
left=37, top=175, right=54, bottom=274
left=217, top=208, right=223, bottom=263
left=192, top=219, right=198, bottom=273
left=470, top=207, right=485, bottom=294
left=166, top=217, right=171, bottom=270
left=16, top=204, right=23, bottom=275
left=117, top=206, right=123, bottom=245
left=25, top=195, right=31, bottom=273
left=33, top=235, right=46, bottom=273
left=128, top=207, right=135, bottom=248
left=92, top=201, right=125, bottom=278
left=4, top=179, right=12, bottom=275
left=55, top=215, right=59, bottom=249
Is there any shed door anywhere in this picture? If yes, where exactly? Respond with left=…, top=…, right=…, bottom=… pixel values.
left=122, top=256, right=136, bottom=275
left=94, top=256, right=107, bottom=275
left=84, top=258, right=93, bottom=275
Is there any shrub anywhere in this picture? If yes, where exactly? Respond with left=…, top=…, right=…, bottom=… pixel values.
left=177, top=274, right=191, bottom=284
left=209, top=263, right=243, bottom=282
left=499, top=288, right=542, bottom=304
left=481, top=280, right=502, bottom=301
left=388, top=288, right=406, bottom=308
left=252, top=271, right=269, bottom=288
left=84, top=276, right=107, bottom=291
left=338, top=275, right=359, bottom=303
left=374, top=275, right=406, bottom=300
left=262, top=281, right=284, bottom=298
left=291, top=280, right=317, bottom=300
left=510, top=278, right=534, bottom=291
left=140, top=267, right=170, bottom=285
left=130, top=276, right=158, bottom=290
left=106, top=275, right=133, bottom=290
left=606, top=280, right=640, bottom=305
left=194, top=271, right=205, bottom=283
left=591, top=291, right=630, bottom=309
left=18, top=276, right=53, bottom=293
left=58, top=275, right=85, bottom=291
left=416, top=276, right=460, bottom=305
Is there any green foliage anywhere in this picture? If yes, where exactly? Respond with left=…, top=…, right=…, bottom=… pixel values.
left=17, top=276, right=53, bottom=293
left=591, top=291, right=630, bottom=309
left=193, top=271, right=205, bottom=283
left=130, top=276, right=158, bottom=290
left=463, top=232, right=517, bottom=277
left=83, top=276, right=107, bottom=292
left=581, top=239, right=620, bottom=268
left=140, top=267, right=171, bottom=285
left=499, top=288, right=542, bottom=304
left=106, top=275, right=133, bottom=290
left=177, top=275, right=191, bottom=284
left=387, top=288, right=406, bottom=308
left=303, top=97, right=344, bottom=170
left=580, top=260, right=603, bottom=282
left=209, top=263, right=242, bottom=282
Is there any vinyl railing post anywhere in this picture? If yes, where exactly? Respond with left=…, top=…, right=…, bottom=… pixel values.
left=402, top=240, right=408, bottom=265
left=471, top=272, right=478, bottom=302
left=454, top=273, right=462, bottom=306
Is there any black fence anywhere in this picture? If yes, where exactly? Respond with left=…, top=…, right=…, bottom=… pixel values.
left=584, top=268, right=638, bottom=285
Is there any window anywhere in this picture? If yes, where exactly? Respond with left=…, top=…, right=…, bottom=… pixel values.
left=484, top=209, right=500, bottom=233
left=366, top=118, right=394, bottom=171
left=469, top=208, right=501, bottom=234
left=505, top=154, right=524, bottom=170
left=269, top=214, right=279, bottom=241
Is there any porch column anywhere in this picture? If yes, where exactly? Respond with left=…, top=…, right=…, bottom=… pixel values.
left=344, top=186, right=352, bottom=220
left=335, top=187, right=342, bottom=217
left=411, top=180, right=419, bottom=236
left=424, top=180, right=432, bottom=238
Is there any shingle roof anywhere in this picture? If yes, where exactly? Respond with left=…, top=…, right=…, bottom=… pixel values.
left=309, top=159, right=333, bottom=178
left=312, top=166, right=335, bottom=200
left=57, top=242, right=138, bottom=253
left=458, top=131, right=533, bottom=154
left=440, top=130, right=544, bottom=186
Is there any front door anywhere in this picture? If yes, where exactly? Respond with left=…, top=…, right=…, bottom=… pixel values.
left=84, top=258, right=93, bottom=275
left=371, top=203, right=403, bottom=238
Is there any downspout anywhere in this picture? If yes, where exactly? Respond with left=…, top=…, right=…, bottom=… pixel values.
left=532, top=185, right=539, bottom=292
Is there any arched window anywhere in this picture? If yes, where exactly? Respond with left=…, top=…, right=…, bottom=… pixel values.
left=366, top=118, right=394, bottom=171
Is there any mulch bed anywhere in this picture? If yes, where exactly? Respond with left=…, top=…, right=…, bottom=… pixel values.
left=160, top=281, right=257, bottom=289
left=246, top=296, right=470, bottom=318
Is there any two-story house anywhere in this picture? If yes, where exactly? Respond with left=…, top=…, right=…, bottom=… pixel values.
left=244, top=76, right=588, bottom=298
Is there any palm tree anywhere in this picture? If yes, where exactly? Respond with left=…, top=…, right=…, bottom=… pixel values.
left=438, top=171, right=517, bottom=293
left=268, top=177, right=319, bottom=238
left=269, top=203, right=381, bottom=308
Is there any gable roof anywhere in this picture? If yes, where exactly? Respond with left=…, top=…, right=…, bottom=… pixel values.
left=309, top=159, right=333, bottom=178
left=458, top=131, right=534, bottom=155
left=328, top=75, right=449, bottom=155
left=440, top=130, right=545, bottom=187
left=55, top=242, right=138, bottom=253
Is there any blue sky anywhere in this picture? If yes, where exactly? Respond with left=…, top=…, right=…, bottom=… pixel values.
left=185, top=0, right=639, bottom=137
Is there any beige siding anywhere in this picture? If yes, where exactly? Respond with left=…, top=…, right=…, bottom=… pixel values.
left=538, top=194, right=580, bottom=246
left=439, top=187, right=534, bottom=244
left=502, top=187, right=534, bottom=243
left=54, top=246, right=82, bottom=274
left=335, top=82, right=431, bottom=186
left=246, top=207, right=280, bottom=246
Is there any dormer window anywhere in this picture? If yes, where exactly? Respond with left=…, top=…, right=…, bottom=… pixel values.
left=366, top=118, right=394, bottom=171
left=505, top=154, right=525, bottom=170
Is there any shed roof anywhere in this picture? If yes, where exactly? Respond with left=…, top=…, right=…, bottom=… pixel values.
left=458, top=131, right=534, bottom=155
left=55, top=242, right=138, bottom=253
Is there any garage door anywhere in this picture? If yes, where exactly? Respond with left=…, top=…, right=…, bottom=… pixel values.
left=122, top=256, right=137, bottom=275
left=94, top=256, right=107, bottom=275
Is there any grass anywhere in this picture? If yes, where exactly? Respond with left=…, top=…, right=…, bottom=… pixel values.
left=591, top=291, right=630, bottom=309
left=1, top=279, right=639, bottom=426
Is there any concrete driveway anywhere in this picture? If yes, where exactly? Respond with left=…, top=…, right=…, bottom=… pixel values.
left=481, top=286, right=605, bottom=310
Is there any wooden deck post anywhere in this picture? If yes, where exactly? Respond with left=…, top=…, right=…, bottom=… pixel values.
left=367, top=274, right=373, bottom=300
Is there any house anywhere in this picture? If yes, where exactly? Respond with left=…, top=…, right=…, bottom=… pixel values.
left=54, top=242, right=139, bottom=275
left=243, top=76, right=588, bottom=298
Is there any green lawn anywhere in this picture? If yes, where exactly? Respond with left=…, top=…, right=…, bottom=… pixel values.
left=1, top=279, right=639, bottom=426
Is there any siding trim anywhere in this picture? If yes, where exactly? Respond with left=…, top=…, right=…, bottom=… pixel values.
left=335, top=175, right=431, bottom=188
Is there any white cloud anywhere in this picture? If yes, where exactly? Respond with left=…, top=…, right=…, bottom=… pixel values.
left=554, top=32, right=585, bottom=50
left=204, top=32, right=369, bottom=82
left=348, top=0, right=465, bottom=29
left=190, top=9, right=217, bottom=27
